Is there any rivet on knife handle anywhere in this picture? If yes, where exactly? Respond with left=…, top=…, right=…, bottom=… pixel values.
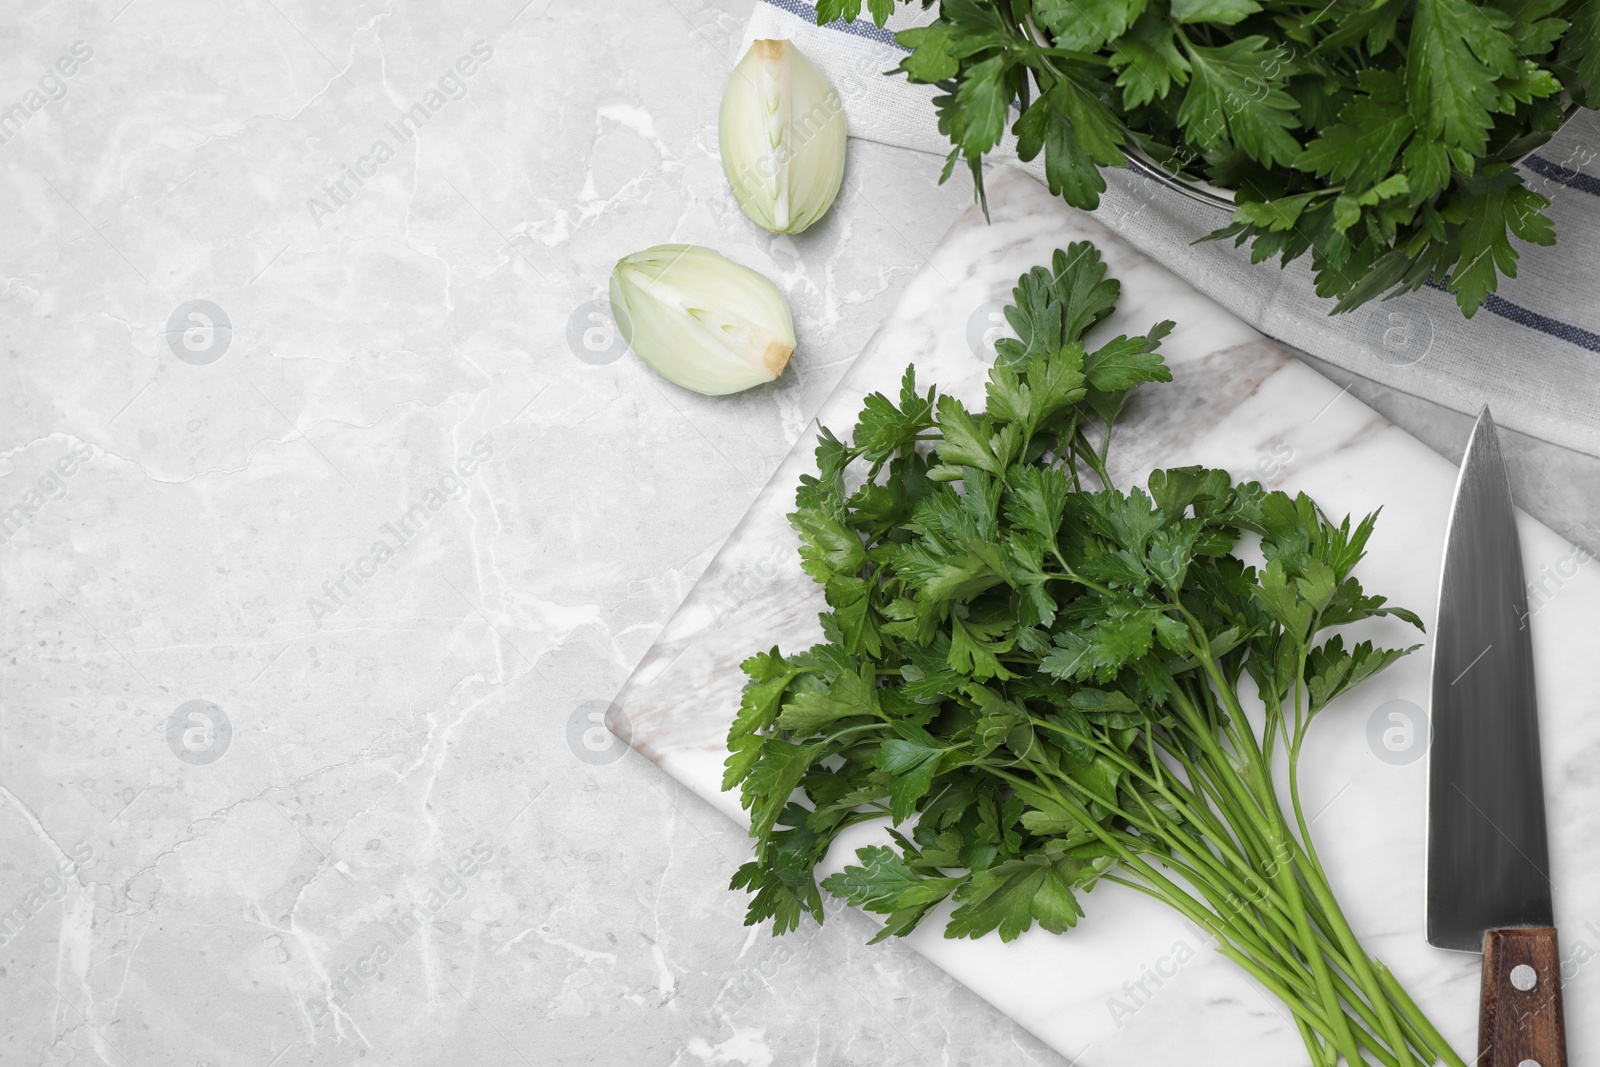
left=1479, top=927, right=1567, bottom=1067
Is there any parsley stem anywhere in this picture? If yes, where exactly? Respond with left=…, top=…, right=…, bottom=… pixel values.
left=1287, top=629, right=1421, bottom=1067
left=1068, top=435, right=1114, bottom=490
left=1177, top=636, right=1377, bottom=1064
left=730, top=241, right=1455, bottom=1063
left=1103, top=866, right=1406, bottom=1066
left=987, top=757, right=1384, bottom=1040
left=1024, top=711, right=1275, bottom=891
left=1376, top=962, right=1470, bottom=1067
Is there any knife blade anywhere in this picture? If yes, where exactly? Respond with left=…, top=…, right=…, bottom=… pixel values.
left=1427, top=405, right=1566, bottom=1067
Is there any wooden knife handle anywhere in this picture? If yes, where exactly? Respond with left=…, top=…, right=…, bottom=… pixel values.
left=1479, top=927, right=1567, bottom=1067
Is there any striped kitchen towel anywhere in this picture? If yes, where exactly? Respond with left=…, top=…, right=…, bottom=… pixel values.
left=741, top=0, right=1600, bottom=457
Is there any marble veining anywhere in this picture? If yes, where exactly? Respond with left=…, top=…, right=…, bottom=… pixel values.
left=2, top=2, right=1085, bottom=1064
left=5, top=0, right=1597, bottom=1061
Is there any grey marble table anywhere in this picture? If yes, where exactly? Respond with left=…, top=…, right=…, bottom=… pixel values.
left=2, top=1, right=1595, bottom=1065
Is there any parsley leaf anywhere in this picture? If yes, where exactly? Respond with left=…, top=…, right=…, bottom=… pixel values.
left=725, top=244, right=1434, bottom=1062
left=1447, top=172, right=1556, bottom=316
left=1036, top=0, right=1150, bottom=50
left=1405, top=0, right=1519, bottom=156
left=1180, top=38, right=1303, bottom=167
left=1559, top=0, right=1600, bottom=104
left=1171, top=0, right=1262, bottom=25
left=1294, top=72, right=1415, bottom=189
left=846, top=0, right=1587, bottom=317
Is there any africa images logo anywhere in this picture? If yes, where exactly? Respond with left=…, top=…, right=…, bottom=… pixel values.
left=305, top=437, right=495, bottom=626
left=0, top=441, right=94, bottom=548
left=0, top=842, right=95, bottom=946
left=0, top=41, right=93, bottom=149
left=305, top=42, right=493, bottom=228
left=307, top=840, right=495, bottom=1027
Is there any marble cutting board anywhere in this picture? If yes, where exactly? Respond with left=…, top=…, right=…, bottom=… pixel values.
left=611, top=166, right=1599, bottom=1064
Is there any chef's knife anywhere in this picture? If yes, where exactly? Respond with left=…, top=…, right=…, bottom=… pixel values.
left=1428, top=406, right=1566, bottom=1067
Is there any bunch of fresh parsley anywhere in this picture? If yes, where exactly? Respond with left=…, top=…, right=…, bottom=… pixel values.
left=813, top=0, right=1596, bottom=317
left=725, top=242, right=1462, bottom=1066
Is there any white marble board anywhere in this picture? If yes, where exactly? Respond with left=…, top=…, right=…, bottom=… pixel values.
left=612, top=166, right=1600, bottom=1065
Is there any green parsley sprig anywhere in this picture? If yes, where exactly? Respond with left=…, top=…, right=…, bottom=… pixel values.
left=818, top=0, right=1596, bottom=317
left=725, top=242, right=1460, bottom=1066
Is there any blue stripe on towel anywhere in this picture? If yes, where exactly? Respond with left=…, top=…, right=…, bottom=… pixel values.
left=1521, top=154, right=1600, bottom=199
left=779, top=3, right=1600, bottom=357
left=1424, top=280, right=1600, bottom=354
left=1479, top=293, right=1600, bottom=354
left=758, top=0, right=905, bottom=47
